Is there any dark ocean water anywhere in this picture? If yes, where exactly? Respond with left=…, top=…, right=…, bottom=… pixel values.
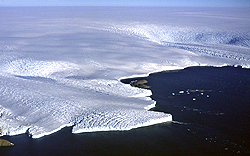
left=1, top=66, right=250, bottom=156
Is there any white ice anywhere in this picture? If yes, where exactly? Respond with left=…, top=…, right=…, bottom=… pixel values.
left=0, top=7, right=249, bottom=138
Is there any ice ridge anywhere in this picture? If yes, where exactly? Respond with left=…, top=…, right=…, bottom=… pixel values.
left=108, top=24, right=250, bottom=48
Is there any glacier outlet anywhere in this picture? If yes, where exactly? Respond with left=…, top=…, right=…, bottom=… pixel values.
left=0, top=7, right=249, bottom=138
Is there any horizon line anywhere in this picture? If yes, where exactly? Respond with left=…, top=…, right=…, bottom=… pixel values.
left=0, top=5, right=249, bottom=8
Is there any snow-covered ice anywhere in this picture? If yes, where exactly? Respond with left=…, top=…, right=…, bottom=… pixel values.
left=0, top=7, right=249, bottom=138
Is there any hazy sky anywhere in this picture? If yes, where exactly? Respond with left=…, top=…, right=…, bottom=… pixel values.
left=1, top=0, right=250, bottom=7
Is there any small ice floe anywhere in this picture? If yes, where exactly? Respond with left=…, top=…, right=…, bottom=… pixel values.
left=193, top=98, right=196, bottom=101
left=179, top=90, right=184, bottom=94
left=207, top=95, right=209, bottom=98
left=172, top=92, right=175, bottom=96
left=215, top=113, right=225, bottom=115
left=201, top=92, right=204, bottom=95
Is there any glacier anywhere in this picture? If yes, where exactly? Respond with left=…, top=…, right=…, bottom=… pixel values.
left=0, top=7, right=249, bottom=138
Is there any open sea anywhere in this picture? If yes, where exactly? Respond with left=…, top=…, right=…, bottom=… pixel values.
left=1, top=66, right=250, bottom=156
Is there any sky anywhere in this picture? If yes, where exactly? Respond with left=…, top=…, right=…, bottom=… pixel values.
left=0, top=0, right=250, bottom=7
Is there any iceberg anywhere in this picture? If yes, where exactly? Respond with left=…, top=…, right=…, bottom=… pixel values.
left=0, top=7, right=249, bottom=138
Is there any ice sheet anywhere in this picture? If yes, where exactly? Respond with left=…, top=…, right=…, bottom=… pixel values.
left=0, top=7, right=249, bottom=138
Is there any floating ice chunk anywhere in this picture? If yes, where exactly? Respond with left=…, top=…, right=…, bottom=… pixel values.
left=179, top=90, right=184, bottom=94
left=193, top=98, right=196, bottom=101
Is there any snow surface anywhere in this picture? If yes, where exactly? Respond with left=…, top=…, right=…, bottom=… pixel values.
left=0, top=7, right=249, bottom=138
